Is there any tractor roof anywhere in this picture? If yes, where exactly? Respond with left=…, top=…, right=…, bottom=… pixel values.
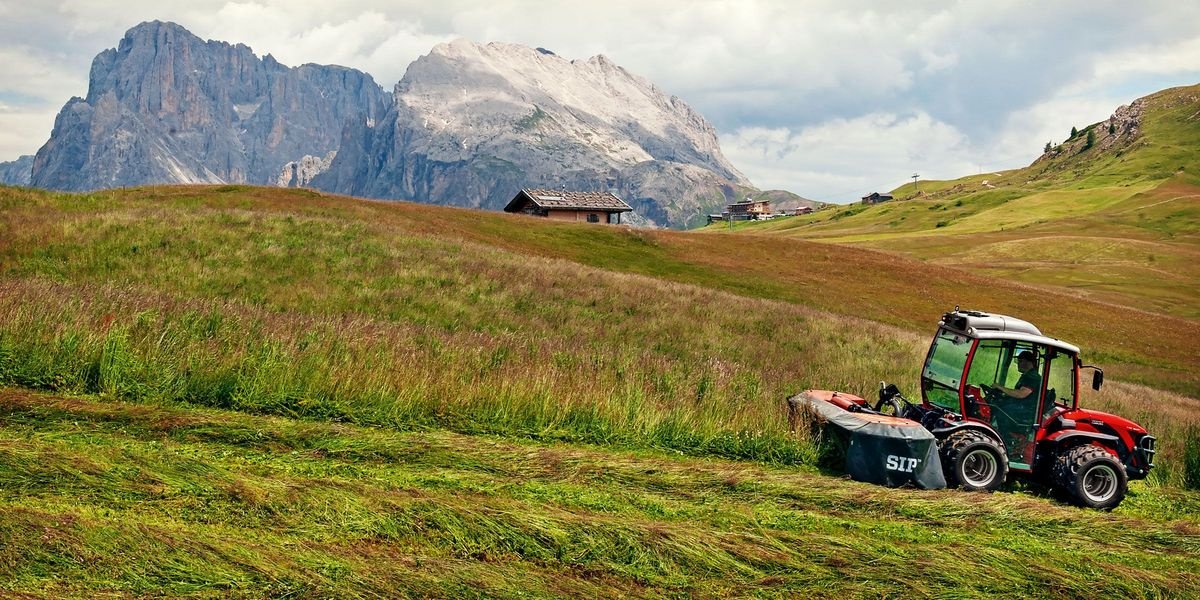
left=940, top=309, right=1081, bottom=354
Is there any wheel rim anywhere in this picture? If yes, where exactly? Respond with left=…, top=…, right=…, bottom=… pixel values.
left=962, top=449, right=998, bottom=487
left=1082, top=464, right=1118, bottom=503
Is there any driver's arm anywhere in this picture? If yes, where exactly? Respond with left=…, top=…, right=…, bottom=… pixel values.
left=990, top=384, right=1033, bottom=399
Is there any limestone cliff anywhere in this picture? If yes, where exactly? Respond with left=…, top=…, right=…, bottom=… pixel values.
left=31, top=21, right=391, bottom=191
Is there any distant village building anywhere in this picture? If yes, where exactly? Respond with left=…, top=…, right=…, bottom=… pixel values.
left=725, top=198, right=772, bottom=220
left=783, top=206, right=815, bottom=216
left=504, top=188, right=633, bottom=224
left=861, top=192, right=894, bottom=205
left=706, top=199, right=818, bottom=224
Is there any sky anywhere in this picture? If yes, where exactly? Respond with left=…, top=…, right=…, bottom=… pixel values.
left=1, top=1, right=1198, bottom=202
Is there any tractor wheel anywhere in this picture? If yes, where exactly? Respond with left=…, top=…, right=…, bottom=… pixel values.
left=941, top=430, right=1008, bottom=492
left=1054, top=445, right=1128, bottom=510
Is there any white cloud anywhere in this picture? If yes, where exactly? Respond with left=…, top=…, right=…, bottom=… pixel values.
left=720, top=112, right=979, bottom=202
left=989, top=95, right=1127, bottom=169
left=196, top=6, right=452, bottom=84
left=0, top=47, right=88, bottom=103
left=0, top=104, right=59, bottom=160
left=1091, top=37, right=1200, bottom=82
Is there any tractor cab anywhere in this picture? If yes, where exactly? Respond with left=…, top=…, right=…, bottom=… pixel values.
left=920, top=310, right=1091, bottom=470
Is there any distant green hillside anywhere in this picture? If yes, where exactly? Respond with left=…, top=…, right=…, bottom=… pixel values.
left=713, top=84, right=1200, bottom=319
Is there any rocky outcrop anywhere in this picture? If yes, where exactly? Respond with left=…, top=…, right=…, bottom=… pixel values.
left=0, top=155, right=33, bottom=186
left=1037, top=99, right=1144, bottom=164
left=31, top=21, right=391, bottom=191
left=312, top=40, right=752, bottom=227
left=277, top=151, right=337, bottom=187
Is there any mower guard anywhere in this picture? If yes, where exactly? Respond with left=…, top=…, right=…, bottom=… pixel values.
left=790, top=390, right=946, bottom=490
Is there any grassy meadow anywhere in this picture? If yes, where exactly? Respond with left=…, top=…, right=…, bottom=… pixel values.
left=711, top=84, right=1200, bottom=320
left=1, top=182, right=1199, bottom=596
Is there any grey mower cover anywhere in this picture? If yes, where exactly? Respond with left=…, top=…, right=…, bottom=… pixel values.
left=792, top=392, right=947, bottom=490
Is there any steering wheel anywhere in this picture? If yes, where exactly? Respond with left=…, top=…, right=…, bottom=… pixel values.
left=980, top=384, right=1005, bottom=402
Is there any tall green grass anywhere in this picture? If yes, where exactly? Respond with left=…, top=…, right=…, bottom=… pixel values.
left=1184, top=427, right=1200, bottom=490
left=0, top=276, right=918, bottom=466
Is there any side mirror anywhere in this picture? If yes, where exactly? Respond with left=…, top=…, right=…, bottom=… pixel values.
left=1092, top=369, right=1104, bottom=391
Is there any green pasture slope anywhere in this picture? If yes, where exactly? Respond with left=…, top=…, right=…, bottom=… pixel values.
left=716, top=83, right=1200, bottom=320
left=1, top=183, right=1199, bottom=597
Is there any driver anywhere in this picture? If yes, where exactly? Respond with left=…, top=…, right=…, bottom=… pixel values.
left=990, top=350, right=1041, bottom=402
left=983, top=350, right=1042, bottom=449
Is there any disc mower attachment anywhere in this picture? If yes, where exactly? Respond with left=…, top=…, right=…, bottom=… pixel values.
left=789, top=390, right=946, bottom=490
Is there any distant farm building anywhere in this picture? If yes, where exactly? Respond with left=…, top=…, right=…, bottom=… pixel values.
left=504, top=188, right=633, bottom=224
left=727, top=198, right=771, bottom=220
left=861, top=192, right=894, bottom=205
left=783, top=206, right=815, bottom=216
left=706, top=198, right=818, bottom=224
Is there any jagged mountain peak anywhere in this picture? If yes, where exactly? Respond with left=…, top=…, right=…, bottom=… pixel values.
left=32, top=21, right=391, bottom=191
left=394, top=37, right=745, bottom=184
left=314, top=37, right=753, bottom=226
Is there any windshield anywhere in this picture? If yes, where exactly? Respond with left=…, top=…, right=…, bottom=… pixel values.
left=922, top=329, right=972, bottom=410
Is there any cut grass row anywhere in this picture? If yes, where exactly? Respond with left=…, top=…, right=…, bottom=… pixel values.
left=3, top=389, right=1199, bottom=598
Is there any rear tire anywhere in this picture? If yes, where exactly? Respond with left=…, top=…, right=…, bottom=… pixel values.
left=1054, top=445, right=1128, bottom=510
left=941, top=430, right=1008, bottom=492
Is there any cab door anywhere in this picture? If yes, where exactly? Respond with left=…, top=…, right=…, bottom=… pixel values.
left=965, top=340, right=1046, bottom=469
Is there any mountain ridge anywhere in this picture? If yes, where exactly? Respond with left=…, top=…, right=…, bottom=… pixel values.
left=15, top=21, right=805, bottom=228
left=311, top=36, right=758, bottom=226
left=30, top=20, right=392, bottom=192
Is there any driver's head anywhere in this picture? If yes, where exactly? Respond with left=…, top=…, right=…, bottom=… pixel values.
left=1017, top=350, right=1037, bottom=371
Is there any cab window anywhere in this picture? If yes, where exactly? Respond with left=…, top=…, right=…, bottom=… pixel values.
left=966, top=339, right=1042, bottom=406
left=1043, top=348, right=1076, bottom=419
left=921, top=329, right=972, bottom=410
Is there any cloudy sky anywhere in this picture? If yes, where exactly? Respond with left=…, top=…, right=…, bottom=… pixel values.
left=1, top=1, right=1197, bottom=202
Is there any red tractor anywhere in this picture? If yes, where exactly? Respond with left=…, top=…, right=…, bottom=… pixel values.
left=805, top=308, right=1156, bottom=509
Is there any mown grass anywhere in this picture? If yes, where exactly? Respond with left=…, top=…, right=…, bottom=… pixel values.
left=2, top=390, right=1199, bottom=598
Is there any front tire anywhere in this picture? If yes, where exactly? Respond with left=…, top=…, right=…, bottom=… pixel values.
left=1054, top=445, right=1128, bottom=510
left=941, top=430, right=1009, bottom=492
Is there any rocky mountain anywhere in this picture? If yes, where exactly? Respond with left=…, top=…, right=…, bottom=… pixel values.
left=277, top=151, right=337, bottom=188
left=31, top=21, right=391, bottom=191
left=311, top=40, right=757, bottom=227
left=0, top=155, right=33, bottom=186
left=23, top=23, right=805, bottom=227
